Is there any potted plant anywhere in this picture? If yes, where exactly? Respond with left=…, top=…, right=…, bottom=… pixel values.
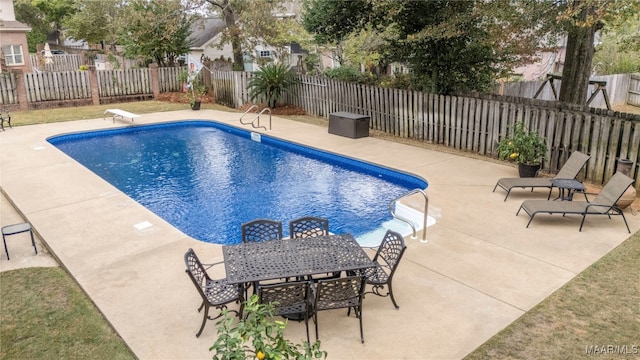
left=497, top=121, right=548, bottom=177
left=179, top=70, right=206, bottom=110
left=211, top=295, right=326, bottom=360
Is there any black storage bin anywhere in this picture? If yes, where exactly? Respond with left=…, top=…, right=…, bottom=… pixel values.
left=328, top=112, right=370, bottom=139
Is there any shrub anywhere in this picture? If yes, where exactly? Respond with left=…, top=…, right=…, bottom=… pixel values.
left=323, top=66, right=362, bottom=82
left=210, top=295, right=326, bottom=360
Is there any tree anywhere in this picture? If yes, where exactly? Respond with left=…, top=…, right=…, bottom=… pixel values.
left=118, top=0, right=193, bottom=67
left=301, top=0, right=370, bottom=45
left=63, top=0, right=124, bottom=51
left=593, top=16, right=640, bottom=75
left=372, top=0, right=502, bottom=94
left=301, top=0, right=371, bottom=66
left=32, top=0, right=76, bottom=44
left=555, top=0, right=640, bottom=105
left=301, top=0, right=554, bottom=93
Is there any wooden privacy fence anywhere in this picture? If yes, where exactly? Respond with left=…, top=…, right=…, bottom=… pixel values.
left=629, top=75, right=640, bottom=107
left=0, top=73, right=17, bottom=104
left=209, top=70, right=251, bottom=108
left=285, top=75, right=640, bottom=190
left=159, top=66, right=185, bottom=93
left=96, top=68, right=152, bottom=98
left=29, top=54, right=85, bottom=73
left=0, top=66, right=186, bottom=106
left=24, top=71, right=91, bottom=102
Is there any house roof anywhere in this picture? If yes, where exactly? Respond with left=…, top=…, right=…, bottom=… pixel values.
left=189, top=17, right=226, bottom=49
left=0, top=20, right=31, bottom=32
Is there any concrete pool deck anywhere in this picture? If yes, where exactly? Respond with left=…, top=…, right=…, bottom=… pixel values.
left=1, top=110, right=638, bottom=359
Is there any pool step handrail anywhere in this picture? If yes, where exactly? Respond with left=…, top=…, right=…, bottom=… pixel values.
left=389, top=189, right=428, bottom=243
left=239, top=106, right=272, bottom=131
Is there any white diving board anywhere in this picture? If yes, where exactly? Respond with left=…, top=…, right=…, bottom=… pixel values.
left=104, top=109, right=141, bottom=123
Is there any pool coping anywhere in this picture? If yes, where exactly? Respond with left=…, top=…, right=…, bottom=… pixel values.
left=1, top=109, right=638, bottom=359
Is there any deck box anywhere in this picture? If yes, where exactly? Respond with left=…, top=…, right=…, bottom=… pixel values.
left=328, top=112, right=369, bottom=139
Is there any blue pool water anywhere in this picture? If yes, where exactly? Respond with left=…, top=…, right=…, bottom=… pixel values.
left=48, top=120, right=427, bottom=245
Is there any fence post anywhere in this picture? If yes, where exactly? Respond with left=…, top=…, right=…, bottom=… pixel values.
left=88, top=68, right=100, bottom=106
left=13, top=69, right=29, bottom=111
left=149, top=63, right=160, bottom=98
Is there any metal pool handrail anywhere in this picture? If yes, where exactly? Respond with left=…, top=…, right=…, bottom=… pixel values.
left=389, top=188, right=429, bottom=243
left=239, top=105, right=272, bottom=131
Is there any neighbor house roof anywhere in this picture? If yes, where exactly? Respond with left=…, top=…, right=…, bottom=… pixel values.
left=189, top=17, right=227, bottom=50
left=0, top=20, right=31, bottom=32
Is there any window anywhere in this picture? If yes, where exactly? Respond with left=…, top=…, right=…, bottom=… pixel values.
left=1, top=45, right=24, bottom=66
left=259, top=50, right=271, bottom=58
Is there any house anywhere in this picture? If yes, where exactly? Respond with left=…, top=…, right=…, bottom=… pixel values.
left=187, top=17, right=233, bottom=69
left=0, top=0, right=32, bottom=73
left=188, top=15, right=306, bottom=72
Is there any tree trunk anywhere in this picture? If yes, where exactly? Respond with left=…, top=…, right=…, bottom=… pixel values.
left=558, top=7, right=599, bottom=106
left=222, top=5, right=244, bottom=70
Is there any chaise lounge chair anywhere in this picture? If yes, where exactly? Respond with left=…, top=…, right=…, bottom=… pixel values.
left=493, top=151, right=590, bottom=201
left=516, top=172, right=634, bottom=232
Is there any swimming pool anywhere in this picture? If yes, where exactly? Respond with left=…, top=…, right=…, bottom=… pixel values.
left=48, top=120, right=428, bottom=245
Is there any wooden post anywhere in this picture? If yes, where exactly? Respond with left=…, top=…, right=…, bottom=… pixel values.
left=13, top=69, right=29, bottom=111
left=149, top=63, right=160, bottom=98
left=88, top=68, right=100, bottom=106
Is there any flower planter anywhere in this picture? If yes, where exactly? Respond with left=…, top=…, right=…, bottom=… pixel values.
left=518, top=163, right=540, bottom=178
left=191, top=100, right=201, bottom=110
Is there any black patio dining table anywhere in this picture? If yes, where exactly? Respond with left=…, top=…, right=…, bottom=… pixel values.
left=222, top=233, right=376, bottom=285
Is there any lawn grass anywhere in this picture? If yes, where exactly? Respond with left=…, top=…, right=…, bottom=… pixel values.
left=0, top=267, right=136, bottom=360
left=6, top=101, right=236, bottom=127
left=464, top=230, right=640, bottom=359
left=2, top=103, right=639, bottom=359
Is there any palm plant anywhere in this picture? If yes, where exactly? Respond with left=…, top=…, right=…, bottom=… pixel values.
left=247, top=63, right=299, bottom=108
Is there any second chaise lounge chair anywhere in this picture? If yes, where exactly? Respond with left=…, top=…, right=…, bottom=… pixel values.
left=493, top=151, right=590, bottom=201
left=516, top=172, right=634, bottom=232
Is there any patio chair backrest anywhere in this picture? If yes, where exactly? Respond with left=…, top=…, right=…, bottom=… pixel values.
left=373, top=230, right=407, bottom=275
left=289, top=216, right=329, bottom=239
left=590, top=172, right=634, bottom=209
left=184, top=248, right=211, bottom=288
left=241, top=219, right=283, bottom=243
left=258, top=281, right=311, bottom=316
left=314, top=275, right=365, bottom=311
left=554, top=151, right=590, bottom=179
left=258, top=280, right=312, bottom=343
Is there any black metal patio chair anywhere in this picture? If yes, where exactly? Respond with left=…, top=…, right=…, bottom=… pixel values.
left=289, top=216, right=329, bottom=239
left=241, top=219, right=283, bottom=243
left=362, top=230, right=407, bottom=309
left=258, top=280, right=313, bottom=344
left=184, top=248, right=244, bottom=337
left=289, top=216, right=337, bottom=280
left=312, top=275, right=366, bottom=343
